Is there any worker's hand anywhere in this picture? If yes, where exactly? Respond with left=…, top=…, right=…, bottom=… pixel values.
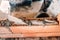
left=57, top=13, right=60, bottom=25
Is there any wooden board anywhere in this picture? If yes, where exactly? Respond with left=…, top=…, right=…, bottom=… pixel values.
left=0, top=25, right=60, bottom=38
